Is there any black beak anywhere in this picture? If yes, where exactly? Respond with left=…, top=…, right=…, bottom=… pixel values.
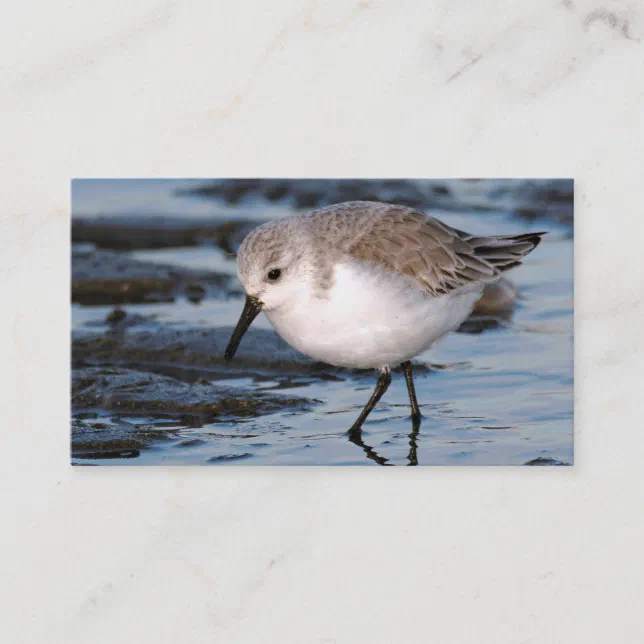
left=224, top=295, right=263, bottom=361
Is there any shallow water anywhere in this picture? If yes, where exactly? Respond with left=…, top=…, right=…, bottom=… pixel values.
left=71, top=180, right=573, bottom=466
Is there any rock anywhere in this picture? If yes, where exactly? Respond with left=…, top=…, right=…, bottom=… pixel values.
left=76, top=309, right=158, bottom=332
left=524, top=456, right=570, bottom=466
left=71, top=365, right=318, bottom=461
left=72, top=249, right=231, bottom=305
left=207, top=453, right=253, bottom=462
left=106, top=308, right=127, bottom=324
left=72, top=327, right=322, bottom=374
left=457, top=279, right=518, bottom=333
left=71, top=415, right=168, bottom=460
left=72, top=366, right=316, bottom=417
left=473, top=279, right=518, bottom=317
left=177, top=438, right=207, bottom=448
left=185, top=284, right=206, bottom=304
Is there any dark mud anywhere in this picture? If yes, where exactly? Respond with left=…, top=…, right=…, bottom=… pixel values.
left=73, top=328, right=321, bottom=374
left=72, top=216, right=258, bottom=252
left=72, top=415, right=172, bottom=460
left=71, top=366, right=316, bottom=459
left=524, top=457, right=570, bottom=466
left=72, top=248, right=233, bottom=305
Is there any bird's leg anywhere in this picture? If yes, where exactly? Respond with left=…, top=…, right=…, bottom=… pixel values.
left=402, top=361, right=422, bottom=430
left=402, top=362, right=421, bottom=465
left=348, top=368, right=392, bottom=436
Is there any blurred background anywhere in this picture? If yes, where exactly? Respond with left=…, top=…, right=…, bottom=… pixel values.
left=71, top=179, right=573, bottom=466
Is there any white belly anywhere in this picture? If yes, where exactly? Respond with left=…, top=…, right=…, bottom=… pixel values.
left=267, top=260, right=484, bottom=369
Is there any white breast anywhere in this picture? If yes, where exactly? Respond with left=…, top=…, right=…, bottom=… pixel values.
left=266, top=260, right=484, bottom=369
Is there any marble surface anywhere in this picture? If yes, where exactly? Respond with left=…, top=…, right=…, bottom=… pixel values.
left=2, top=0, right=644, bottom=641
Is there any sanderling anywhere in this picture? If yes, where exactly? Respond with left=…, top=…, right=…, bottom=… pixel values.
left=225, top=201, right=545, bottom=437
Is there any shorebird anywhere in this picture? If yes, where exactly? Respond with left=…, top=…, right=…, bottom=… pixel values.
left=224, top=201, right=545, bottom=437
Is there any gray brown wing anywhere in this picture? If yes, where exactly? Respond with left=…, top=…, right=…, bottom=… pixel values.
left=332, top=203, right=545, bottom=296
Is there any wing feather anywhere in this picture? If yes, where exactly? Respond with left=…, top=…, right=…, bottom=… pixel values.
left=317, top=202, right=547, bottom=297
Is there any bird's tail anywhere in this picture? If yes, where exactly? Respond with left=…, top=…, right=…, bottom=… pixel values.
left=463, top=231, right=547, bottom=273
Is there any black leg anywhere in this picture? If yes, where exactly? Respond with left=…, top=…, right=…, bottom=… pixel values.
left=402, top=361, right=422, bottom=429
left=402, top=361, right=421, bottom=465
left=348, top=369, right=392, bottom=436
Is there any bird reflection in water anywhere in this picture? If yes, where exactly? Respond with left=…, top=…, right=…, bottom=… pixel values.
left=348, top=416, right=421, bottom=466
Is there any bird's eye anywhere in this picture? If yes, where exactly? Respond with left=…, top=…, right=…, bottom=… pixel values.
left=267, top=268, right=282, bottom=281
